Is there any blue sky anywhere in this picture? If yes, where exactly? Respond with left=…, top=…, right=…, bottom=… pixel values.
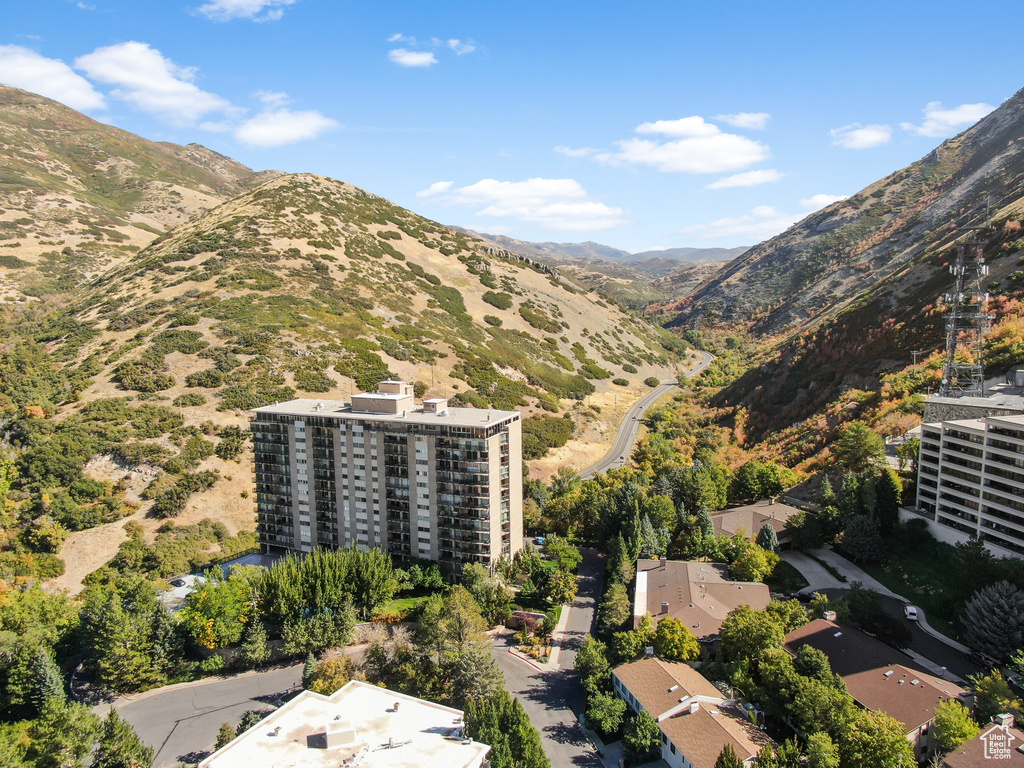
left=0, top=0, right=1020, bottom=252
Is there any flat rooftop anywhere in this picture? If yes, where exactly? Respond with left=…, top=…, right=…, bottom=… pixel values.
left=251, top=398, right=520, bottom=428
left=199, top=681, right=490, bottom=768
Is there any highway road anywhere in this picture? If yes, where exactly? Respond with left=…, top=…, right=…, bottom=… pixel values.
left=578, top=350, right=715, bottom=480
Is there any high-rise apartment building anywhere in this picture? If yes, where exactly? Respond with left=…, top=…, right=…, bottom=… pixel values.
left=917, top=412, right=1024, bottom=557
left=250, top=381, right=523, bottom=575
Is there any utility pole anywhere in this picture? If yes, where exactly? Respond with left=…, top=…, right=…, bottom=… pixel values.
left=911, top=350, right=925, bottom=367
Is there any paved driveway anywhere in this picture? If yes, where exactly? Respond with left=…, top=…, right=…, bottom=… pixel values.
left=491, top=548, right=604, bottom=767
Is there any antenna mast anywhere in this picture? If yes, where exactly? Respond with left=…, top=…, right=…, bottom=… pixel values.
left=939, top=236, right=993, bottom=397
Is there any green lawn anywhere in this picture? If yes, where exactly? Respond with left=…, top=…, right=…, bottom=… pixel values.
left=380, top=595, right=431, bottom=617
left=858, top=561, right=959, bottom=640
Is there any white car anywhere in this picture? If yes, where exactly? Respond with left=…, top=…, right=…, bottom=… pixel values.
left=904, top=605, right=919, bottom=621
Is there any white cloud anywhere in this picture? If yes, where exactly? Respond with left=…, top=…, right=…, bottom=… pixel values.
left=419, top=177, right=628, bottom=231
left=635, top=116, right=721, bottom=138
left=234, top=108, right=338, bottom=147
left=682, top=205, right=802, bottom=242
left=75, top=41, right=236, bottom=124
left=76, top=2, right=96, bottom=10
left=195, top=0, right=297, bottom=22
left=830, top=123, right=892, bottom=150
left=448, top=39, right=476, bottom=55
left=388, top=33, right=415, bottom=44
left=584, top=116, right=770, bottom=174
left=416, top=181, right=454, bottom=197
left=900, top=100, right=995, bottom=138
left=388, top=48, right=438, bottom=68
left=554, top=145, right=598, bottom=158
left=0, top=45, right=105, bottom=111
left=254, top=89, right=290, bottom=107
left=715, top=112, right=771, bottom=130
left=706, top=169, right=785, bottom=189
left=800, top=193, right=847, bottom=211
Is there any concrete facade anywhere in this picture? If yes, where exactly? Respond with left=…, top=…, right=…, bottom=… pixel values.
left=250, top=382, right=523, bottom=575
left=916, top=411, right=1024, bottom=557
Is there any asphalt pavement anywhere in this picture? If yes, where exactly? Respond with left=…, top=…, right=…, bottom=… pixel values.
left=578, top=350, right=715, bottom=480
left=113, top=663, right=303, bottom=768
left=491, top=548, right=605, bottom=767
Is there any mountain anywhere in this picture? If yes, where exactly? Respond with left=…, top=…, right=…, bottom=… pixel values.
left=63, top=172, right=679, bottom=419
left=670, top=88, right=1024, bottom=335
left=671, top=87, right=1024, bottom=442
left=630, top=246, right=749, bottom=264
left=0, top=84, right=281, bottom=299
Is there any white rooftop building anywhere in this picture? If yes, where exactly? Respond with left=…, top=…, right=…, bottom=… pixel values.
left=199, top=681, right=490, bottom=768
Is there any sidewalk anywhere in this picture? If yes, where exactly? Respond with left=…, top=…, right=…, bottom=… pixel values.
left=807, top=547, right=971, bottom=654
left=782, top=550, right=845, bottom=593
left=503, top=600, right=574, bottom=672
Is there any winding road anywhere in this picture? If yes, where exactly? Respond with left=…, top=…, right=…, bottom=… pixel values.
left=578, top=350, right=715, bottom=480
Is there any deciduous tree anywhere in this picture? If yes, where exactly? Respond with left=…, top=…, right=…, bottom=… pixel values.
left=652, top=616, right=699, bottom=661
left=932, top=699, right=980, bottom=752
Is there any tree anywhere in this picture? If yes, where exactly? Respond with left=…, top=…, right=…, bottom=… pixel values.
left=653, top=616, right=699, bottom=661
left=695, top=505, right=715, bottom=538
left=839, top=515, right=884, bottom=564
left=622, top=710, right=660, bottom=764
left=805, top=732, right=840, bottom=768
left=896, top=437, right=920, bottom=474
left=586, top=691, right=626, bottom=737
left=715, top=743, right=743, bottom=768
left=27, top=699, right=101, bottom=768
left=730, top=545, right=779, bottom=582
left=833, top=423, right=886, bottom=475
left=756, top=523, right=780, bottom=554
left=574, top=637, right=611, bottom=696
left=932, top=699, right=980, bottom=752
left=91, top=710, right=154, bottom=768
left=418, top=588, right=489, bottom=656
left=541, top=569, right=578, bottom=606
left=543, top=536, right=582, bottom=572
left=440, top=644, right=505, bottom=708
left=837, top=709, right=915, bottom=768
left=719, top=605, right=784, bottom=663
left=240, top=620, right=270, bottom=669
left=214, top=723, right=236, bottom=751
left=307, top=654, right=353, bottom=695
left=873, top=469, right=902, bottom=534
left=961, top=581, right=1024, bottom=661
left=766, top=599, right=809, bottom=634
left=236, top=710, right=269, bottom=733
left=464, top=690, right=550, bottom=768
left=732, top=461, right=766, bottom=502
left=281, top=605, right=356, bottom=656
left=29, top=647, right=66, bottom=715
left=596, top=583, right=632, bottom=637
left=971, top=671, right=1022, bottom=724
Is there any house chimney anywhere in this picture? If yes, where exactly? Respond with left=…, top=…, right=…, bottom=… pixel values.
left=660, top=601, right=670, bottom=615
left=689, top=702, right=700, bottom=714
left=823, top=610, right=837, bottom=621
left=995, top=713, right=1016, bottom=728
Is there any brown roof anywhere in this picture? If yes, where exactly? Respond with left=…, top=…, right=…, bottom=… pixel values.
left=712, top=500, right=799, bottom=540
left=784, top=619, right=965, bottom=733
left=942, top=723, right=1024, bottom=767
left=659, top=703, right=773, bottom=768
left=612, top=657, right=722, bottom=719
left=635, top=560, right=770, bottom=639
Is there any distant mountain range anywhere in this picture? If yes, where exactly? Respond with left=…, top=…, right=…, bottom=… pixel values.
left=450, top=228, right=748, bottom=275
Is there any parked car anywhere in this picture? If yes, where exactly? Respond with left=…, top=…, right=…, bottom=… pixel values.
left=169, top=578, right=187, bottom=588
left=965, top=650, right=999, bottom=669
left=904, top=605, right=919, bottom=621
left=1007, top=673, right=1024, bottom=694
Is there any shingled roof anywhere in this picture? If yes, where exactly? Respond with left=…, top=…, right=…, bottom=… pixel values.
left=659, top=702, right=773, bottom=768
left=784, top=619, right=965, bottom=733
left=633, top=560, right=770, bottom=639
left=612, top=657, right=722, bottom=719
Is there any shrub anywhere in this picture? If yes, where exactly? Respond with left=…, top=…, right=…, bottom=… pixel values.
left=482, top=291, right=513, bottom=310
left=643, top=376, right=659, bottom=387
left=173, top=393, right=207, bottom=408
left=622, top=363, right=638, bottom=374
left=612, top=378, right=628, bottom=386
left=483, top=315, right=503, bottom=327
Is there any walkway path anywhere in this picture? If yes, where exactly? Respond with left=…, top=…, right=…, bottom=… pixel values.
left=578, top=351, right=714, bottom=480
left=782, top=550, right=845, bottom=592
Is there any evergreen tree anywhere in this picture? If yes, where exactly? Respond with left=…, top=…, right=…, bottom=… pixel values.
left=756, top=523, right=780, bottom=554
left=27, top=699, right=101, bottom=768
left=596, top=583, right=632, bottom=637
left=29, top=647, right=65, bottom=715
left=637, top=514, right=667, bottom=559
left=833, top=423, right=886, bottom=475
left=695, top=505, right=715, bottom=538
left=464, top=690, right=549, bottom=768
left=240, top=620, right=270, bottom=669
left=91, top=710, right=154, bottom=768
left=236, top=710, right=269, bottom=733
left=873, top=469, right=902, bottom=534
left=818, top=476, right=836, bottom=507
left=839, top=515, right=884, bottom=563
left=837, top=475, right=863, bottom=518
left=961, top=581, right=1024, bottom=661
left=301, top=652, right=318, bottom=689
left=715, top=743, right=743, bottom=768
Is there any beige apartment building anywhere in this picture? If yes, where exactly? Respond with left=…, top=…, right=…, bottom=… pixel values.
left=250, top=381, right=523, bottom=575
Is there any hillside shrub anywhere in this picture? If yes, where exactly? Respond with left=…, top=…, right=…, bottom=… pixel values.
left=483, top=315, right=502, bottom=327
left=612, top=378, right=628, bottom=386
left=522, top=415, right=575, bottom=460
left=482, top=292, right=513, bottom=310
left=643, top=377, right=659, bottom=387
left=172, top=393, right=207, bottom=408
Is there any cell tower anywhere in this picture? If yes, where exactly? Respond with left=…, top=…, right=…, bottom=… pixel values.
left=939, top=237, right=994, bottom=397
